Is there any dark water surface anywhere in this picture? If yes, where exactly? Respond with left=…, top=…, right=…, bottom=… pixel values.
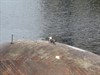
left=0, top=0, right=100, bottom=54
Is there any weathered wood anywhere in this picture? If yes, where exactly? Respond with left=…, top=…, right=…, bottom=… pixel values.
left=0, top=40, right=100, bottom=75
left=11, top=34, right=14, bottom=44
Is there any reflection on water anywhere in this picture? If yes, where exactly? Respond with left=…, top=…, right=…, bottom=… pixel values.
left=0, top=0, right=100, bottom=54
left=41, top=0, right=100, bottom=54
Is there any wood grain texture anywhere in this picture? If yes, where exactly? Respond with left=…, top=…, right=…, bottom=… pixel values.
left=0, top=40, right=100, bottom=75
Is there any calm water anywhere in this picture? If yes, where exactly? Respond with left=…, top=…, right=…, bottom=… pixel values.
left=0, top=0, right=44, bottom=43
left=0, top=0, right=100, bottom=54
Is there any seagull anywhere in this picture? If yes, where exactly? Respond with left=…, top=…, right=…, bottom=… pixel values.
left=48, top=36, right=56, bottom=45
